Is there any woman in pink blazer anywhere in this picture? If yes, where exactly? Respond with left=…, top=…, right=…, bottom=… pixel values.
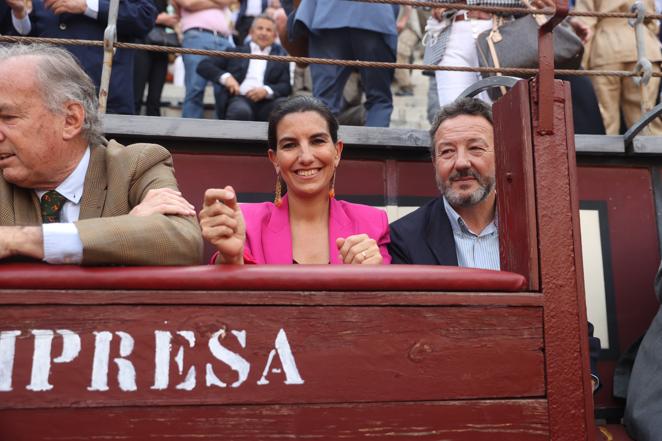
left=200, top=96, right=391, bottom=264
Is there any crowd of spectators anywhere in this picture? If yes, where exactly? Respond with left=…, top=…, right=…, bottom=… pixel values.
left=2, top=7, right=662, bottom=438
left=1, top=0, right=662, bottom=131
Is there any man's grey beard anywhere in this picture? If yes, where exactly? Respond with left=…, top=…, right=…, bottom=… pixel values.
left=436, top=168, right=496, bottom=207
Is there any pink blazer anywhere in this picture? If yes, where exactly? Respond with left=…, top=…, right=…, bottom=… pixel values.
left=240, top=195, right=391, bottom=264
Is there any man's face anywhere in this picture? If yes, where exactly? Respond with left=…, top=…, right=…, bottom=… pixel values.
left=250, top=18, right=277, bottom=49
left=433, top=114, right=496, bottom=208
left=0, top=56, right=74, bottom=189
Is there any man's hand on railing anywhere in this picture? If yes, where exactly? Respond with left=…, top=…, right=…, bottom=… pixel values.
left=129, top=188, right=196, bottom=218
left=0, top=226, right=44, bottom=261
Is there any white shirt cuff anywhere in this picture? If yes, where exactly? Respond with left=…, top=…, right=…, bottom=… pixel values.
left=85, top=0, right=99, bottom=19
left=11, top=12, right=31, bottom=35
left=42, top=223, right=84, bottom=264
left=264, top=86, right=274, bottom=98
left=220, top=72, right=231, bottom=85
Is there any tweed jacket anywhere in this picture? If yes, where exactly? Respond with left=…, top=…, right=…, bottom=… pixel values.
left=0, top=140, right=203, bottom=265
left=422, top=0, right=524, bottom=66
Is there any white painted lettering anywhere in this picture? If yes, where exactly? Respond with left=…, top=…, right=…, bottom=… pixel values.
left=257, top=329, right=304, bottom=385
left=27, top=330, right=81, bottom=391
left=88, top=331, right=136, bottom=392
left=206, top=329, right=250, bottom=388
left=0, top=331, right=21, bottom=391
left=152, top=331, right=196, bottom=391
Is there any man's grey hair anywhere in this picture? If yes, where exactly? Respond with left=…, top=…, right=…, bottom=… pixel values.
left=250, top=14, right=276, bottom=29
left=0, top=44, right=103, bottom=146
left=429, top=97, right=493, bottom=159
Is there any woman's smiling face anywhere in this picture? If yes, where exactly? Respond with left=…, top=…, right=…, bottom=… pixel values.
left=268, top=111, right=343, bottom=200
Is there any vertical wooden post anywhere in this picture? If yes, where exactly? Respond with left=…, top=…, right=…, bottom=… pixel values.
left=531, top=78, right=596, bottom=440
left=494, top=80, right=539, bottom=291
left=494, top=77, right=595, bottom=440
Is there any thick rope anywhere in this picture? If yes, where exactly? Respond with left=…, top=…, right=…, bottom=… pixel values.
left=353, top=0, right=662, bottom=19
left=0, top=34, right=658, bottom=78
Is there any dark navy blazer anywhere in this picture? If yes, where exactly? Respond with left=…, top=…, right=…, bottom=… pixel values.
left=27, top=0, right=156, bottom=114
left=388, top=197, right=458, bottom=265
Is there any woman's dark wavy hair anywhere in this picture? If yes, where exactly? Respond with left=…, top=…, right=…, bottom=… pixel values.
left=267, top=96, right=339, bottom=149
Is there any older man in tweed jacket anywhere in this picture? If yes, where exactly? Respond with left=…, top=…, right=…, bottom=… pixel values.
left=0, top=44, right=202, bottom=265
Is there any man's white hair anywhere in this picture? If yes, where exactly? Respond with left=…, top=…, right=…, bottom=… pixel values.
left=0, top=44, right=104, bottom=146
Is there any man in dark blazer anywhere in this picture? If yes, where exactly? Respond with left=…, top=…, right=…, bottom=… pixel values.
left=197, top=14, right=291, bottom=121
left=389, top=98, right=497, bottom=268
left=11, top=0, right=156, bottom=115
left=0, top=0, right=11, bottom=34
left=389, top=97, right=601, bottom=385
left=0, top=44, right=202, bottom=265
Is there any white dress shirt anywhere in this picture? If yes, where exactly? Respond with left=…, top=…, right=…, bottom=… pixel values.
left=221, top=42, right=274, bottom=97
left=35, top=147, right=90, bottom=264
left=245, top=0, right=263, bottom=17
left=11, top=12, right=31, bottom=34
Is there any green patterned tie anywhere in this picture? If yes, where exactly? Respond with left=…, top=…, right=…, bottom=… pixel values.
left=40, top=190, right=67, bottom=224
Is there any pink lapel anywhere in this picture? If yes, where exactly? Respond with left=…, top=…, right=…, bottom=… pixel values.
left=262, top=195, right=294, bottom=264
left=328, top=198, right=351, bottom=264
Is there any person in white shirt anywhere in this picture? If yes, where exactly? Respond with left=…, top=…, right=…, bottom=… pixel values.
left=196, top=14, right=291, bottom=121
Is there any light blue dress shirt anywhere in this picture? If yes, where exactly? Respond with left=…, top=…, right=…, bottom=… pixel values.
left=443, top=197, right=500, bottom=270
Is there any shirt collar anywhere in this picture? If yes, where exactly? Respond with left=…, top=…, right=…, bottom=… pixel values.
left=249, top=41, right=272, bottom=55
left=36, top=146, right=90, bottom=204
left=443, top=196, right=498, bottom=237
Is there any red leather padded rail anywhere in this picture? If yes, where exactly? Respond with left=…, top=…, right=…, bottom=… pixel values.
left=0, top=263, right=527, bottom=292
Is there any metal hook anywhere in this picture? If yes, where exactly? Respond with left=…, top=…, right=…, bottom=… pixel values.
left=98, top=0, right=119, bottom=115
left=628, top=0, right=645, bottom=28
left=629, top=1, right=652, bottom=86
left=633, top=58, right=653, bottom=86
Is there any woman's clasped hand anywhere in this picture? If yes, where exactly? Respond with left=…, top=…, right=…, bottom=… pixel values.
left=200, top=186, right=246, bottom=264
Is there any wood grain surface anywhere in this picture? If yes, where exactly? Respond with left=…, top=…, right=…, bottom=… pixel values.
left=0, top=400, right=550, bottom=441
left=0, top=305, right=543, bottom=408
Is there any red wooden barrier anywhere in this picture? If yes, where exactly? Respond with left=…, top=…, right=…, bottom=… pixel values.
left=0, top=265, right=545, bottom=440
left=0, top=77, right=596, bottom=440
